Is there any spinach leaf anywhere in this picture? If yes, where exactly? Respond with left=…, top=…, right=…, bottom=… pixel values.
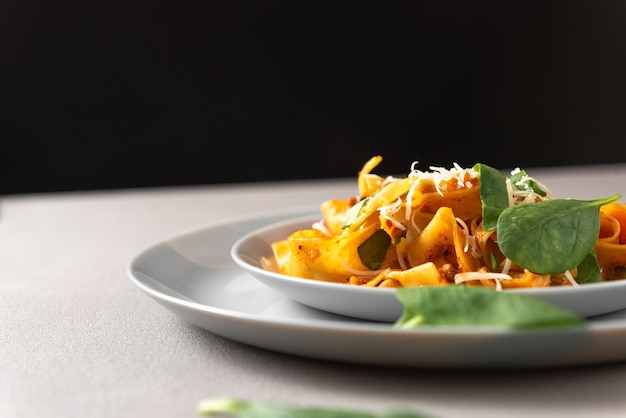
left=358, top=229, right=391, bottom=270
left=473, top=163, right=509, bottom=231
left=342, top=198, right=368, bottom=229
left=510, top=169, right=547, bottom=197
left=575, top=250, right=602, bottom=284
left=497, top=195, right=621, bottom=274
left=394, top=286, right=586, bottom=329
left=197, top=397, right=433, bottom=418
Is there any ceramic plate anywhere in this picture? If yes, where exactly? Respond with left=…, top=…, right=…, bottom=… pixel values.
left=231, top=215, right=626, bottom=322
left=127, top=208, right=626, bottom=369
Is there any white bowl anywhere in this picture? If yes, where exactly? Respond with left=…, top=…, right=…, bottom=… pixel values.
left=231, top=214, right=626, bottom=322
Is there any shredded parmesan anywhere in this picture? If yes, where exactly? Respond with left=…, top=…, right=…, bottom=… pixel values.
left=408, top=213, right=422, bottom=237
left=455, top=271, right=515, bottom=291
left=312, top=221, right=332, bottom=237
left=404, top=179, right=420, bottom=221
left=339, top=258, right=386, bottom=276
left=404, top=161, right=478, bottom=218
left=396, top=246, right=408, bottom=270
left=564, top=270, right=579, bottom=286
left=455, top=217, right=481, bottom=258
left=501, top=258, right=512, bottom=275
left=506, top=168, right=555, bottom=205
left=379, top=198, right=407, bottom=232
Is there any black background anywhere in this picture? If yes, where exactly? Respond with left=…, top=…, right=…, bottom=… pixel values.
left=3, top=1, right=626, bottom=195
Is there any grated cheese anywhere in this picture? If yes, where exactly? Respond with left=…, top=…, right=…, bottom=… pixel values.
left=396, top=246, right=408, bottom=270
left=339, top=257, right=386, bottom=277
left=454, top=271, right=515, bottom=291
left=501, top=258, right=512, bottom=275
left=403, top=161, right=478, bottom=219
left=455, top=216, right=482, bottom=258
left=379, top=197, right=407, bottom=232
left=404, top=179, right=420, bottom=221
left=507, top=168, right=555, bottom=205
left=564, top=270, right=580, bottom=286
left=312, top=221, right=332, bottom=237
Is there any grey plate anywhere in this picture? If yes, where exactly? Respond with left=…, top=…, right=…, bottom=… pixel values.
left=128, top=208, right=626, bottom=369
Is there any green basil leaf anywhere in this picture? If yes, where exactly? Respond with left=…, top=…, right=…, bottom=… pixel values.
left=394, top=286, right=586, bottom=329
left=473, top=163, right=509, bottom=232
left=497, top=195, right=621, bottom=274
left=358, top=229, right=391, bottom=270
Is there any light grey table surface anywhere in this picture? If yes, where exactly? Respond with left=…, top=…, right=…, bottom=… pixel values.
left=3, top=164, right=626, bottom=418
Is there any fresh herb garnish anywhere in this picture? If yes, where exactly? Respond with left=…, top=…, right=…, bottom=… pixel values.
left=473, top=163, right=509, bottom=232
left=474, top=163, right=621, bottom=277
left=358, top=229, right=391, bottom=270
left=197, top=396, right=433, bottom=417
left=488, top=251, right=499, bottom=270
left=573, top=250, right=602, bottom=284
left=497, top=195, right=621, bottom=274
left=394, top=286, right=586, bottom=329
left=342, top=198, right=368, bottom=229
left=510, top=168, right=547, bottom=197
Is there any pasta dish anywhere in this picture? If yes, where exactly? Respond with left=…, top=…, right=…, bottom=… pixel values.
left=264, top=156, right=626, bottom=290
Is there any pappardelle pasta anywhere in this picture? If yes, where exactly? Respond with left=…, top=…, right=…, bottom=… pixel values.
left=264, top=156, right=626, bottom=290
